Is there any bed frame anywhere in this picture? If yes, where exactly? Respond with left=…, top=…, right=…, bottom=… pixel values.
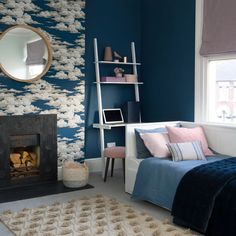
left=125, top=121, right=236, bottom=194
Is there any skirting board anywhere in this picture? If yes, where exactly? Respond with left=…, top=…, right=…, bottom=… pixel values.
left=58, top=157, right=123, bottom=180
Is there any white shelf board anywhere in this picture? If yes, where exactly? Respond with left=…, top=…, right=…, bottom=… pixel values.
left=94, top=81, right=143, bottom=85
left=93, top=123, right=126, bottom=129
left=94, top=61, right=141, bottom=66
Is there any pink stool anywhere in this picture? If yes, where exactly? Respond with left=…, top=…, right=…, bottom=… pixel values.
left=103, top=146, right=125, bottom=182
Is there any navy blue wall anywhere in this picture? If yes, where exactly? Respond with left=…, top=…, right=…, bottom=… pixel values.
left=140, top=0, right=195, bottom=122
left=85, top=0, right=196, bottom=158
left=85, top=0, right=141, bottom=158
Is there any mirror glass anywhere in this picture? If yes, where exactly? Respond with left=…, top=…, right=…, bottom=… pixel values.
left=0, top=25, right=52, bottom=82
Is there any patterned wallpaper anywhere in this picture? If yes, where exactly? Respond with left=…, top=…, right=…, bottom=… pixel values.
left=0, top=0, right=86, bottom=165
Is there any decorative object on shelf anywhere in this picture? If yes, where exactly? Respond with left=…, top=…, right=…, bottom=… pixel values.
left=101, top=76, right=126, bottom=82
left=114, top=67, right=124, bottom=77
left=62, top=160, right=89, bottom=188
left=114, top=51, right=122, bottom=62
left=123, top=56, right=128, bottom=63
left=124, top=74, right=137, bottom=82
left=103, top=46, right=113, bottom=61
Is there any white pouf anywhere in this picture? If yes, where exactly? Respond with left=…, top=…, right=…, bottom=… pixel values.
left=62, top=161, right=89, bottom=188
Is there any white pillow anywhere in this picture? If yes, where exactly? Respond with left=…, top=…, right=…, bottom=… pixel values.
left=167, top=141, right=206, bottom=161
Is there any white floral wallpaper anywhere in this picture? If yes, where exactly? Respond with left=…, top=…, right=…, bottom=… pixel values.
left=0, top=0, right=86, bottom=165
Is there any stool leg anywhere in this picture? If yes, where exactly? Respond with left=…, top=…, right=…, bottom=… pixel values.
left=104, top=157, right=110, bottom=182
left=111, top=158, right=115, bottom=177
left=122, top=158, right=125, bottom=183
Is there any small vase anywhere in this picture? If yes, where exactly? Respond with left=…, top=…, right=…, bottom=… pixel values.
left=104, top=47, right=112, bottom=61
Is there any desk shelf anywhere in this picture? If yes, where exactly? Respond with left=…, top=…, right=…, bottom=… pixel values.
left=94, top=81, right=143, bottom=85
left=94, top=61, right=141, bottom=66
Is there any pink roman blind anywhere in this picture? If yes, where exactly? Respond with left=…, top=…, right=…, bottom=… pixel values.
left=200, top=0, right=236, bottom=56
left=26, top=39, right=45, bottom=65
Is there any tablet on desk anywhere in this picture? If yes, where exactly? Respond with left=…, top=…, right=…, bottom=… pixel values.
left=102, top=108, right=124, bottom=124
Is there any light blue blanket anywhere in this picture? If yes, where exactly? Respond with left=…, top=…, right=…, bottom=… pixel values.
left=132, top=155, right=229, bottom=210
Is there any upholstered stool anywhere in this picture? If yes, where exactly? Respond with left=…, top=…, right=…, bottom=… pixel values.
left=103, top=146, right=125, bottom=182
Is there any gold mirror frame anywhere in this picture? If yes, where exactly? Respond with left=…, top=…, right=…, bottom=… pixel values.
left=0, top=24, right=53, bottom=82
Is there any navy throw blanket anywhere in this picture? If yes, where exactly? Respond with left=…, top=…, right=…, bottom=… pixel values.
left=172, top=158, right=236, bottom=234
left=206, top=178, right=236, bottom=236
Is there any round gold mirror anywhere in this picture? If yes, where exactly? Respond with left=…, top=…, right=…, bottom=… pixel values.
left=0, top=25, right=52, bottom=82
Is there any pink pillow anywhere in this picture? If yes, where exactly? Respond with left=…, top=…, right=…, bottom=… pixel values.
left=140, top=133, right=171, bottom=158
left=166, top=126, right=214, bottom=156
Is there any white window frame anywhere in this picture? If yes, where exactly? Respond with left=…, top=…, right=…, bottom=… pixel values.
left=195, top=0, right=236, bottom=124
left=195, top=0, right=206, bottom=122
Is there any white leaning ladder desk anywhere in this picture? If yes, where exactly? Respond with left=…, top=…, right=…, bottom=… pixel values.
left=92, top=38, right=142, bottom=177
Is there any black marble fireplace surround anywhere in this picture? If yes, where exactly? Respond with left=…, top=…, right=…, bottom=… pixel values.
left=0, top=114, right=57, bottom=189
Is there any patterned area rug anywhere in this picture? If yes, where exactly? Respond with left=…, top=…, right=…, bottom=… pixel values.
left=0, top=195, right=196, bottom=236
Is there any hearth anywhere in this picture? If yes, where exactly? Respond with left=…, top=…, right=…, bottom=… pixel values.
left=0, top=114, right=57, bottom=189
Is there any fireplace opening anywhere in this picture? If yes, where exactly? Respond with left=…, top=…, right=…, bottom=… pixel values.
left=10, top=146, right=40, bottom=180
left=9, top=134, right=40, bottom=181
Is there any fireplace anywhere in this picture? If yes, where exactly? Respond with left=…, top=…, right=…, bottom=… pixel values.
left=0, top=114, right=57, bottom=189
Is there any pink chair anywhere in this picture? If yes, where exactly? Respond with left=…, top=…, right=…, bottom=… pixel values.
left=103, top=146, right=125, bottom=182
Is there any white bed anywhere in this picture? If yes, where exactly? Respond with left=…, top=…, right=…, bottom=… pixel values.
left=125, top=121, right=236, bottom=194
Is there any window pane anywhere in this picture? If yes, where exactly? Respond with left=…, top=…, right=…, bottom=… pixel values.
left=208, top=59, right=236, bottom=123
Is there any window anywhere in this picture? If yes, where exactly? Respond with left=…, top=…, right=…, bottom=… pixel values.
left=195, top=0, right=236, bottom=125
left=207, top=59, right=236, bottom=123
